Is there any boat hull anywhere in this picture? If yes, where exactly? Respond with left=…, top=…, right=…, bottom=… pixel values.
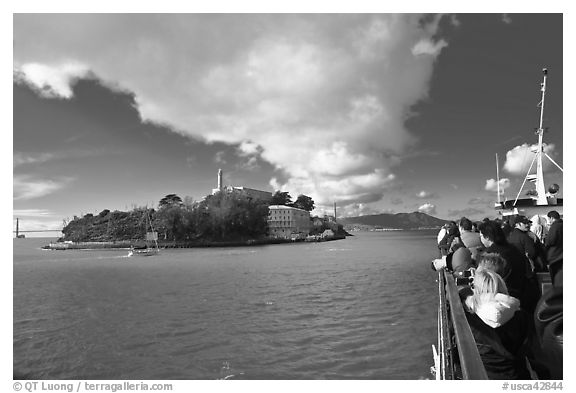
left=128, top=249, right=159, bottom=257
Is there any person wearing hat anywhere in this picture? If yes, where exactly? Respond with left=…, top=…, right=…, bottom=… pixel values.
left=507, top=215, right=538, bottom=272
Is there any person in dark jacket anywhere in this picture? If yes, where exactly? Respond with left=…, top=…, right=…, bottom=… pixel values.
left=478, top=220, right=540, bottom=313
left=507, top=215, right=538, bottom=271
left=531, top=267, right=563, bottom=379
left=438, top=221, right=459, bottom=256
left=545, top=211, right=563, bottom=283
left=463, top=269, right=530, bottom=379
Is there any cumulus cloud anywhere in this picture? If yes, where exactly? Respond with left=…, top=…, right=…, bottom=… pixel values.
left=14, top=14, right=449, bottom=208
left=503, top=143, right=558, bottom=175
left=340, top=203, right=382, bottom=217
left=418, top=202, right=436, bottom=215
left=485, top=178, right=511, bottom=194
left=14, top=62, right=89, bottom=98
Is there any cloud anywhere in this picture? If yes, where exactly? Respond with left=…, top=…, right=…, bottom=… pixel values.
left=447, top=207, right=487, bottom=219
left=13, top=209, right=56, bottom=217
left=418, top=202, right=436, bottom=215
left=501, top=14, right=512, bottom=24
left=13, top=175, right=74, bottom=200
left=449, top=15, right=461, bottom=27
left=14, top=62, right=89, bottom=98
left=214, top=151, right=227, bottom=165
left=485, top=178, right=510, bottom=194
left=14, top=150, right=116, bottom=168
left=503, top=143, right=559, bottom=175
left=14, top=14, right=449, bottom=208
left=340, top=203, right=382, bottom=217
left=416, top=190, right=438, bottom=199
left=468, top=197, right=493, bottom=205
left=13, top=152, right=57, bottom=167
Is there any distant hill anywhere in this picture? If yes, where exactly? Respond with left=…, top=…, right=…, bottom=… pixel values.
left=339, top=211, right=448, bottom=230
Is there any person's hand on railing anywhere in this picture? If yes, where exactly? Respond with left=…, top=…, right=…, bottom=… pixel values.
left=431, top=256, right=447, bottom=271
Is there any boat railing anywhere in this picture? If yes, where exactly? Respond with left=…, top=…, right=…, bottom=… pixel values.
left=436, top=269, right=489, bottom=380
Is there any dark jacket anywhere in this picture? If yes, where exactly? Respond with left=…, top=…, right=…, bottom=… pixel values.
left=530, top=281, right=563, bottom=380
left=466, top=306, right=531, bottom=380
left=439, top=227, right=459, bottom=256
left=507, top=228, right=537, bottom=262
left=545, top=220, right=563, bottom=265
left=485, top=243, right=540, bottom=313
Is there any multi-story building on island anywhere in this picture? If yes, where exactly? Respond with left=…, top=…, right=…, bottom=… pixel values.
left=211, top=168, right=273, bottom=202
left=268, top=205, right=311, bottom=239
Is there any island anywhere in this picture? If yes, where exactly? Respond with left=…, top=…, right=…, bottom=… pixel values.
left=44, top=191, right=349, bottom=250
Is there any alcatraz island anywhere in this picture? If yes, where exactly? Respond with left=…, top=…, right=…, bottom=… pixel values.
left=45, top=169, right=348, bottom=250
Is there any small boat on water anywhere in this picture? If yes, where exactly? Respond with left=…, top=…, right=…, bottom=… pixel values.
left=128, top=210, right=160, bottom=257
left=128, top=245, right=159, bottom=257
left=432, top=69, right=563, bottom=380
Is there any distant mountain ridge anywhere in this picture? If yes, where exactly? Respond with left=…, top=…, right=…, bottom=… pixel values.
left=339, top=211, right=448, bottom=230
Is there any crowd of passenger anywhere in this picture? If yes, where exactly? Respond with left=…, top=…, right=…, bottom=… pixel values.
left=432, top=211, right=563, bottom=380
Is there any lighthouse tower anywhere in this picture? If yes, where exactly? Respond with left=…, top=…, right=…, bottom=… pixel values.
left=212, top=169, right=225, bottom=195
left=218, top=168, right=223, bottom=191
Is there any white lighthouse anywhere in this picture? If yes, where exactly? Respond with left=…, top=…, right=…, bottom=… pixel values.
left=218, top=168, right=223, bottom=191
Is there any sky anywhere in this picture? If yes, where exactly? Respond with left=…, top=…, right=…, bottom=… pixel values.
left=11, top=12, right=565, bottom=236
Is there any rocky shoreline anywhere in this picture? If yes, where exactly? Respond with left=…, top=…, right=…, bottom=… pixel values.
left=42, top=235, right=347, bottom=250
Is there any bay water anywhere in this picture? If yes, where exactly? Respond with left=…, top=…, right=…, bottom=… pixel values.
left=13, top=231, right=438, bottom=380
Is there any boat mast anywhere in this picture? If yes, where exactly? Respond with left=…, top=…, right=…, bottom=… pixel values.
left=534, top=68, right=548, bottom=205
left=495, top=154, right=501, bottom=204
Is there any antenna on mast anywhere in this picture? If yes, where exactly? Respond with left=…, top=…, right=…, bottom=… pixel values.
left=533, top=68, right=548, bottom=205
left=496, top=153, right=501, bottom=204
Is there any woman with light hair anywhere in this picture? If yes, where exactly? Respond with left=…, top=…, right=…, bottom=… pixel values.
left=465, top=269, right=517, bottom=326
left=463, top=269, right=530, bottom=379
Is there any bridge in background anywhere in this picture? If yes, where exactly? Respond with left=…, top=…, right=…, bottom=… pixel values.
left=14, top=218, right=63, bottom=238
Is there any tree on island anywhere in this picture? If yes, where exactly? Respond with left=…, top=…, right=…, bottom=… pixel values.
left=155, top=194, right=194, bottom=242
left=270, top=191, right=293, bottom=206
left=60, top=191, right=269, bottom=244
left=196, top=191, right=269, bottom=241
left=159, top=194, right=183, bottom=208
left=292, top=194, right=315, bottom=212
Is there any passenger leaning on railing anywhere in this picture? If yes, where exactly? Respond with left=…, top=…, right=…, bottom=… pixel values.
left=461, top=269, right=531, bottom=380
left=477, top=220, right=540, bottom=314
left=438, top=221, right=460, bottom=256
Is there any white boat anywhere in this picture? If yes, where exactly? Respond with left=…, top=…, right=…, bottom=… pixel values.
left=494, top=68, right=563, bottom=219
left=127, top=246, right=159, bottom=257
left=128, top=210, right=160, bottom=257
left=432, top=68, right=563, bottom=380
